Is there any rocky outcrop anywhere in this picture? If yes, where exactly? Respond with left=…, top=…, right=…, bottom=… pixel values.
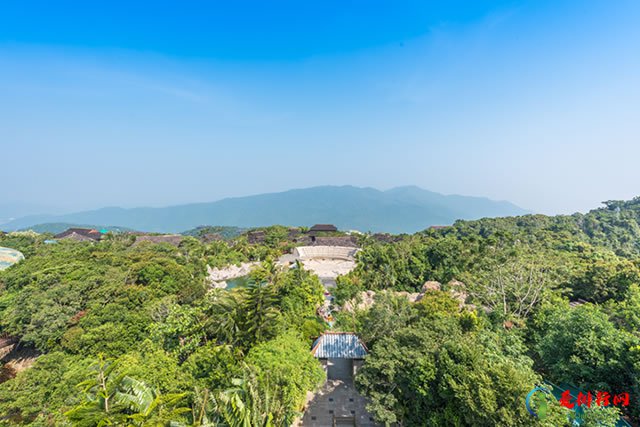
left=207, top=262, right=258, bottom=289
left=396, top=291, right=423, bottom=302
left=422, top=281, right=442, bottom=292
left=0, top=336, right=39, bottom=383
left=341, top=280, right=469, bottom=312
left=447, top=280, right=468, bottom=305
left=0, top=336, right=17, bottom=360
left=342, top=290, right=377, bottom=312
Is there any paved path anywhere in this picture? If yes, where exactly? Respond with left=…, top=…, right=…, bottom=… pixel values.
left=299, top=379, right=381, bottom=427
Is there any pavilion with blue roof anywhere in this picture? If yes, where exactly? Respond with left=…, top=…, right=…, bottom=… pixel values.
left=312, top=332, right=368, bottom=381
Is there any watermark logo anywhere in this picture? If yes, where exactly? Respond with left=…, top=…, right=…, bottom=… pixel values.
left=526, top=386, right=631, bottom=420
left=526, top=386, right=552, bottom=420
left=559, top=390, right=630, bottom=409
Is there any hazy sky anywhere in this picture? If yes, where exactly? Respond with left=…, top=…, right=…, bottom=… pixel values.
left=1, top=0, right=639, bottom=216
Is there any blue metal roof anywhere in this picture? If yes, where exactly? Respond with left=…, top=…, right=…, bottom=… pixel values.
left=312, top=332, right=368, bottom=359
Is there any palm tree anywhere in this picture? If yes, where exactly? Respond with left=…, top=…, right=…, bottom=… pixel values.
left=118, top=376, right=189, bottom=426
left=215, top=373, right=275, bottom=427
left=240, top=280, right=280, bottom=346
left=65, top=356, right=128, bottom=426
left=204, top=289, right=243, bottom=348
left=189, top=387, right=220, bottom=427
left=188, top=379, right=263, bottom=427
left=250, top=259, right=283, bottom=287
left=65, top=356, right=189, bottom=427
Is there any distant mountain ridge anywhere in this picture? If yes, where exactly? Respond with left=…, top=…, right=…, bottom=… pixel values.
left=17, top=223, right=136, bottom=235
left=1, top=186, right=528, bottom=234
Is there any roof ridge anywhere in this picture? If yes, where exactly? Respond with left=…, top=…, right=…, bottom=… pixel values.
left=322, top=331, right=357, bottom=334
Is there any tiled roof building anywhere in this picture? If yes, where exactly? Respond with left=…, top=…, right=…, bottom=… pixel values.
left=54, top=228, right=103, bottom=242
left=309, top=224, right=338, bottom=233
left=311, top=332, right=368, bottom=359
left=301, top=332, right=378, bottom=426
left=133, top=235, right=184, bottom=247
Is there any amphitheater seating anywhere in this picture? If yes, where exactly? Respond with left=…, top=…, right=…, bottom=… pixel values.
left=293, top=246, right=358, bottom=260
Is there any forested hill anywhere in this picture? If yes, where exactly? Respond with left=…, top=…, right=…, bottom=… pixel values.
left=440, top=197, right=640, bottom=258
left=1, top=186, right=527, bottom=234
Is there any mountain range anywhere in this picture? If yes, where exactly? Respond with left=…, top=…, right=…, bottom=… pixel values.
left=1, top=186, right=528, bottom=234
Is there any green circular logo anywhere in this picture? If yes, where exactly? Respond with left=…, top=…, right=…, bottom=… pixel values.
left=526, top=386, right=552, bottom=420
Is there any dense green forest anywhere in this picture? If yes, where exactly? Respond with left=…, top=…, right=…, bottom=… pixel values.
left=1, top=199, right=640, bottom=426
left=335, top=198, right=640, bottom=426
left=0, top=228, right=326, bottom=426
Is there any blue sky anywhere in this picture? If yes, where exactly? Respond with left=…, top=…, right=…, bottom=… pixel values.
left=1, top=0, right=639, bottom=216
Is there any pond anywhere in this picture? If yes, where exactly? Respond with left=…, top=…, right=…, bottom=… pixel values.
left=225, top=275, right=251, bottom=289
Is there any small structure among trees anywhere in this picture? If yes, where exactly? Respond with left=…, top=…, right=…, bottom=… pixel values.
left=302, top=332, right=377, bottom=426
left=54, top=228, right=103, bottom=242
left=312, top=332, right=368, bottom=380
left=309, top=224, right=338, bottom=234
left=133, top=234, right=184, bottom=247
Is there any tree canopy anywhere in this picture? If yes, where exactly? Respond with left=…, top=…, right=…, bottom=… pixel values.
left=2, top=197, right=640, bottom=425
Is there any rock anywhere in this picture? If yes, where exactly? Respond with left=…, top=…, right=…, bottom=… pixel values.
left=503, top=320, right=514, bottom=329
left=360, top=290, right=376, bottom=310
left=206, top=262, right=257, bottom=286
left=210, top=281, right=228, bottom=289
left=338, top=279, right=471, bottom=314
left=422, top=281, right=442, bottom=292
left=342, top=290, right=377, bottom=312
left=408, top=293, right=422, bottom=302
left=447, top=280, right=468, bottom=306
left=448, top=279, right=465, bottom=289
left=397, top=291, right=422, bottom=303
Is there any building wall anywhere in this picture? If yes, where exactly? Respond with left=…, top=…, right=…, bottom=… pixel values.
left=301, top=357, right=381, bottom=427
left=320, top=358, right=329, bottom=375
left=353, top=359, right=364, bottom=377
left=317, top=358, right=365, bottom=380
left=328, top=358, right=353, bottom=381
